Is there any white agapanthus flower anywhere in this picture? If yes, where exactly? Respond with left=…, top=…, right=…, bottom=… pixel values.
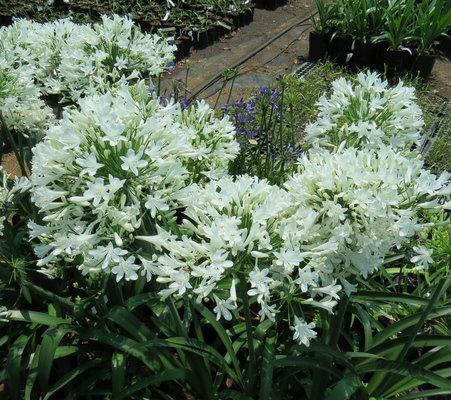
left=0, top=306, right=9, bottom=322
left=410, top=245, right=434, bottom=270
left=0, top=15, right=176, bottom=103
left=0, top=56, right=54, bottom=138
left=304, top=71, right=424, bottom=152
left=136, top=174, right=351, bottom=337
left=284, top=145, right=451, bottom=283
left=29, top=79, right=238, bottom=283
left=291, top=316, right=317, bottom=346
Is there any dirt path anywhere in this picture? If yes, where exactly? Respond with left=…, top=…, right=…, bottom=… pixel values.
left=161, top=0, right=316, bottom=108
left=162, top=0, right=451, bottom=107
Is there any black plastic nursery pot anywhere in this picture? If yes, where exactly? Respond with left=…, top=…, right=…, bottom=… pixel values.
left=329, top=36, right=354, bottom=66
left=410, top=53, right=436, bottom=81
left=308, top=31, right=331, bottom=63
left=382, top=49, right=404, bottom=80
left=351, top=40, right=377, bottom=70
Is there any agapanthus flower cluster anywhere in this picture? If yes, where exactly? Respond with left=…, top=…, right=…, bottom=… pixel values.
left=0, top=53, right=54, bottom=137
left=284, top=144, right=451, bottom=282
left=29, top=79, right=238, bottom=279
left=0, top=15, right=176, bottom=103
left=136, top=174, right=344, bottom=345
left=304, top=71, right=424, bottom=151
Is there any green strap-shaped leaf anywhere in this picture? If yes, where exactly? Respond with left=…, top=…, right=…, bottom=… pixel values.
left=353, top=291, right=429, bottom=308
left=75, top=327, right=168, bottom=372
left=7, top=309, right=68, bottom=326
left=112, top=352, right=126, bottom=397
left=112, top=368, right=188, bottom=400
left=43, top=358, right=105, bottom=400
left=37, top=325, right=71, bottom=394
left=106, top=305, right=156, bottom=341
left=326, top=374, right=364, bottom=400
left=215, top=389, right=254, bottom=400
left=6, top=324, right=40, bottom=400
left=164, top=336, right=240, bottom=385
left=272, top=355, right=342, bottom=377
left=395, top=387, right=451, bottom=400
left=370, top=305, right=451, bottom=348
left=358, top=358, right=451, bottom=397
left=192, top=301, right=245, bottom=389
left=259, top=330, right=276, bottom=400
left=24, top=344, right=40, bottom=400
left=123, top=292, right=161, bottom=310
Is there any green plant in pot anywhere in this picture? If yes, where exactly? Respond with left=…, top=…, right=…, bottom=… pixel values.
left=308, top=0, right=337, bottom=62
left=410, top=0, right=451, bottom=80
left=337, top=0, right=388, bottom=69
left=373, top=0, right=418, bottom=80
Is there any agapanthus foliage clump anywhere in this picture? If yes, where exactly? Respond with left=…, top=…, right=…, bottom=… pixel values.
left=29, top=79, right=238, bottom=280
left=304, top=71, right=424, bottom=152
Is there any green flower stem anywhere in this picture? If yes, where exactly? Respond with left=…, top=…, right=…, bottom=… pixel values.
left=278, top=82, right=285, bottom=182
left=237, top=270, right=256, bottom=396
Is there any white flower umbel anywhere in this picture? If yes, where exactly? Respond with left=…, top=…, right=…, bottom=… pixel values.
left=284, top=145, right=451, bottom=282
left=304, top=71, right=424, bottom=152
left=137, top=174, right=347, bottom=342
left=0, top=55, right=54, bottom=138
left=0, top=15, right=176, bottom=103
left=137, top=175, right=291, bottom=317
left=29, top=79, right=239, bottom=281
